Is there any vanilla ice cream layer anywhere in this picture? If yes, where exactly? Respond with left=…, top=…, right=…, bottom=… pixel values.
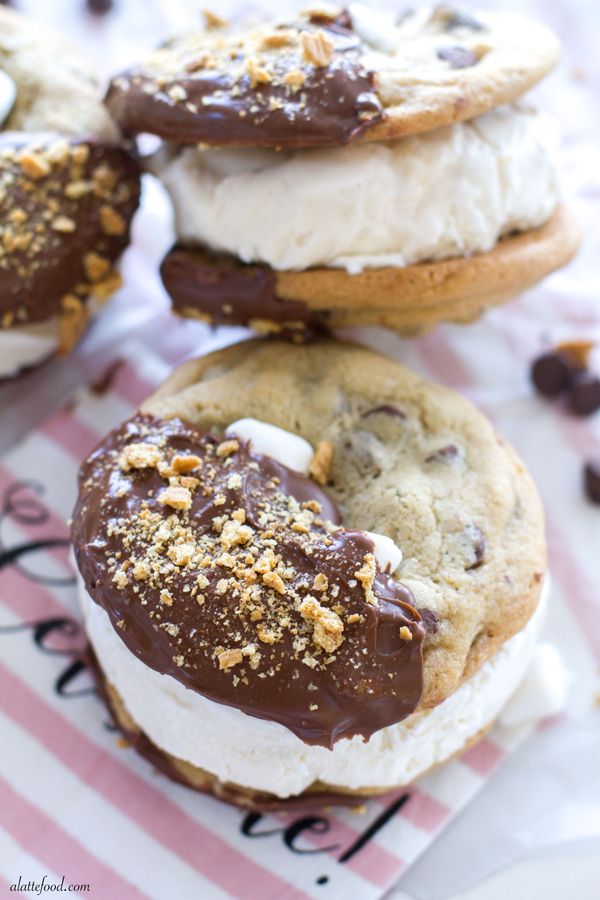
left=80, top=579, right=547, bottom=798
left=0, top=319, right=59, bottom=378
left=156, top=104, right=559, bottom=275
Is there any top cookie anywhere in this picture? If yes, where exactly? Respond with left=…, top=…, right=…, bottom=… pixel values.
left=105, top=4, right=560, bottom=149
left=0, top=6, right=117, bottom=140
left=140, top=339, right=546, bottom=714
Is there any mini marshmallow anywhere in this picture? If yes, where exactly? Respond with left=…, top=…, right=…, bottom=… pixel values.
left=0, top=69, right=16, bottom=128
left=500, top=642, right=569, bottom=727
left=364, top=530, right=403, bottom=574
left=225, top=418, right=314, bottom=475
left=348, top=4, right=401, bottom=53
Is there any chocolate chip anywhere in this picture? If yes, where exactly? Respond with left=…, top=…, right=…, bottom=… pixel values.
left=342, top=431, right=386, bottom=477
left=417, top=608, right=440, bottom=635
left=584, top=461, right=600, bottom=504
left=464, top=525, right=485, bottom=570
left=362, top=404, right=406, bottom=420
left=425, top=444, right=459, bottom=463
left=444, top=9, right=484, bottom=31
left=437, top=46, right=478, bottom=68
left=530, top=351, right=578, bottom=398
left=86, top=0, right=113, bottom=13
left=310, top=9, right=353, bottom=31
left=569, top=372, right=600, bottom=417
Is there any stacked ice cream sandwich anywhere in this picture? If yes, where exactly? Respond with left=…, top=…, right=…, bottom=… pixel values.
left=70, top=5, right=571, bottom=812
left=0, top=6, right=140, bottom=378
left=107, top=4, right=578, bottom=337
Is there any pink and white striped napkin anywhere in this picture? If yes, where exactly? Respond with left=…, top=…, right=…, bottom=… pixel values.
left=0, top=338, right=554, bottom=900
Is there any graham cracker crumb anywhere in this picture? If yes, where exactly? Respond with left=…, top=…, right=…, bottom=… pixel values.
left=158, top=485, right=193, bottom=510
left=51, top=215, right=76, bottom=233
left=299, top=595, right=344, bottom=652
left=168, top=543, right=195, bottom=566
left=203, top=8, right=227, bottom=28
left=218, top=648, right=243, bottom=671
left=84, top=251, right=112, bottom=283
left=262, top=30, right=294, bottom=49
left=355, top=553, right=377, bottom=606
left=171, top=453, right=202, bottom=474
left=263, top=570, right=286, bottom=595
left=301, top=29, right=334, bottom=67
left=18, top=151, right=51, bottom=180
left=283, top=69, right=306, bottom=89
left=216, top=439, right=239, bottom=459
left=99, top=204, right=126, bottom=236
left=309, top=441, right=333, bottom=485
left=313, top=573, right=328, bottom=592
left=120, top=442, right=162, bottom=471
left=246, top=56, right=272, bottom=87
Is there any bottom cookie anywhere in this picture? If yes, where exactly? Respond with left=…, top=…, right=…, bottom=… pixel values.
left=89, top=646, right=494, bottom=812
left=160, top=205, right=579, bottom=338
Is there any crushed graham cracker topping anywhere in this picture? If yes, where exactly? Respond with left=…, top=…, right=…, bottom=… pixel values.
left=0, top=132, right=140, bottom=337
left=105, top=9, right=384, bottom=149
left=73, top=414, right=425, bottom=747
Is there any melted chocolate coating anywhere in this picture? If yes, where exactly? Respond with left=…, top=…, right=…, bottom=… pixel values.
left=73, top=414, right=427, bottom=748
left=105, top=19, right=385, bottom=148
left=0, top=132, right=140, bottom=326
left=160, top=244, right=326, bottom=335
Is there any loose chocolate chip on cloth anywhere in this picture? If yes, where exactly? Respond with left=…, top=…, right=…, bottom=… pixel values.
left=569, top=373, right=600, bottom=417
left=531, top=349, right=581, bottom=398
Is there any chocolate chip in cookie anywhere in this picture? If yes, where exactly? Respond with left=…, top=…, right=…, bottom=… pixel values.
left=362, top=404, right=406, bottom=420
left=439, top=8, right=485, bottom=32
left=464, top=524, right=486, bottom=570
left=437, top=46, right=478, bottom=69
left=425, top=444, right=460, bottom=463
